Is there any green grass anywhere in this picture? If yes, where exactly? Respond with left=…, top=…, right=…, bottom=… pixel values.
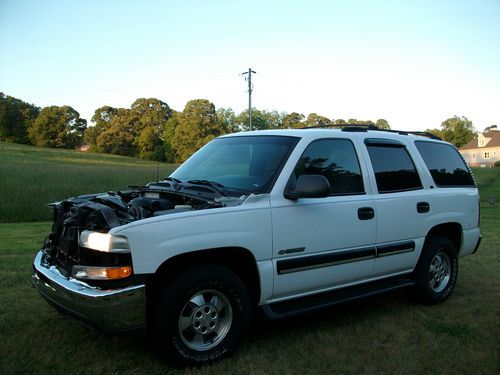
left=1, top=142, right=498, bottom=223
left=0, top=142, right=178, bottom=222
left=0, top=209, right=499, bottom=374
left=0, top=143, right=499, bottom=373
left=472, top=167, right=500, bottom=202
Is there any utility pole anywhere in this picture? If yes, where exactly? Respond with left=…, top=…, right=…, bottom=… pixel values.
left=241, top=68, right=256, bottom=131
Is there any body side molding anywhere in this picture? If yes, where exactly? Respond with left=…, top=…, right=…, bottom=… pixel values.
left=276, top=241, right=416, bottom=275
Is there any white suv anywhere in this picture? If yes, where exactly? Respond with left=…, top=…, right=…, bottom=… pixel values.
left=33, top=126, right=481, bottom=365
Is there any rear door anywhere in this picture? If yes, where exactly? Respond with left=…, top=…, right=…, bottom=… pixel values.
left=363, top=138, right=431, bottom=277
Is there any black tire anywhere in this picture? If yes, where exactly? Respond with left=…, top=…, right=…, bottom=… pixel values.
left=413, top=236, right=458, bottom=305
left=151, top=264, right=251, bottom=366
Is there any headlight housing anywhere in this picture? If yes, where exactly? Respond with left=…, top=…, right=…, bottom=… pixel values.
left=79, top=230, right=130, bottom=253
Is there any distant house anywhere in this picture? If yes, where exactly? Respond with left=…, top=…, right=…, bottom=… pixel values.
left=459, top=126, right=500, bottom=167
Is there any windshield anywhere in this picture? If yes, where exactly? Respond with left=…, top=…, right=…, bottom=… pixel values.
left=170, top=135, right=299, bottom=195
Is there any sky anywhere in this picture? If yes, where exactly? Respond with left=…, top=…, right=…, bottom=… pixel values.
left=1, top=0, right=499, bottom=131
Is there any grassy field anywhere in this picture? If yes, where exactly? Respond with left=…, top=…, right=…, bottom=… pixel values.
left=473, top=167, right=500, bottom=202
left=1, top=141, right=500, bottom=222
left=0, top=142, right=178, bottom=222
left=0, top=142, right=499, bottom=373
left=0, top=207, right=498, bottom=374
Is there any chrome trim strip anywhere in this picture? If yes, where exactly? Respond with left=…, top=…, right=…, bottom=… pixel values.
left=376, top=240, right=415, bottom=257
left=276, top=240, right=416, bottom=275
left=376, top=248, right=414, bottom=257
left=277, top=246, right=376, bottom=275
left=278, top=255, right=374, bottom=274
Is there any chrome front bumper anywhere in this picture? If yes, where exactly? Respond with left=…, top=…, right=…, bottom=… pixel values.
left=32, top=251, right=146, bottom=332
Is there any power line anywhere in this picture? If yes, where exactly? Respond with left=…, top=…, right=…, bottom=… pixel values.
left=241, top=68, right=256, bottom=131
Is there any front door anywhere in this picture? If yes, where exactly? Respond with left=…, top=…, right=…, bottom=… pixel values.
left=270, top=138, right=377, bottom=301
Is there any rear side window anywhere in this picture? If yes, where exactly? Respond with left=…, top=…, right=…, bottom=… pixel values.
left=294, top=139, right=364, bottom=195
left=415, top=141, right=475, bottom=187
left=366, top=143, right=422, bottom=193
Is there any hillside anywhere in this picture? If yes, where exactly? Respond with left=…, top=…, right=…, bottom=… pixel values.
left=0, top=142, right=178, bottom=222
left=472, top=167, right=500, bottom=202
left=1, top=142, right=499, bottom=222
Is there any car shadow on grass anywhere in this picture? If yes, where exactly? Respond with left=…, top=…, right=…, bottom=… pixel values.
left=247, top=288, right=413, bottom=340
left=41, top=288, right=414, bottom=372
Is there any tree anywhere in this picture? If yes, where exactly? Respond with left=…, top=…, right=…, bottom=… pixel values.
left=130, top=98, right=173, bottom=133
left=235, top=109, right=272, bottom=131
left=0, top=92, right=39, bottom=144
left=282, top=112, right=305, bottom=128
left=375, top=119, right=390, bottom=129
left=163, top=112, right=182, bottom=162
left=85, top=105, right=118, bottom=151
left=86, top=98, right=173, bottom=160
left=137, top=126, right=164, bottom=160
left=261, top=110, right=284, bottom=129
left=304, top=113, right=331, bottom=128
left=172, top=99, right=227, bottom=162
left=217, top=107, right=238, bottom=133
left=233, top=109, right=285, bottom=131
left=92, top=105, right=118, bottom=126
left=130, top=98, right=173, bottom=160
left=95, top=109, right=138, bottom=156
left=345, top=119, right=375, bottom=126
left=28, top=105, right=86, bottom=148
left=440, top=116, right=476, bottom=148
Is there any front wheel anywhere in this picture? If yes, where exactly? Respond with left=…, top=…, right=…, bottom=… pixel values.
left=413, top=236, right=458, bottom=305
left=152, top=264, right=251, bottom=366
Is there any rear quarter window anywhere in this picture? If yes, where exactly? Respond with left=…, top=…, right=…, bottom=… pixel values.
left=415, top=141, right=475, bottom=187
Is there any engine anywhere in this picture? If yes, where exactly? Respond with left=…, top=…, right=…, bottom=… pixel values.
left=43, top=186, right=221, bottom=276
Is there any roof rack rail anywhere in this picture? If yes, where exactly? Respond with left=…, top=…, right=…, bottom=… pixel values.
left=298, top=123, right=374, bottom=130
left=297, top=123, right=442, bottom=140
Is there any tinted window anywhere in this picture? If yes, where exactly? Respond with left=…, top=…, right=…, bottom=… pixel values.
left=367, top=145, right=422, bottom=193
left=415, top=141, right=475, bottom=187
left=294, top=139, right=364, bottom=195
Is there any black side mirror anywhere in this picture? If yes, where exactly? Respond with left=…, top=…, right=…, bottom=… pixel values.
left=284, top=174, right=330, bottom=200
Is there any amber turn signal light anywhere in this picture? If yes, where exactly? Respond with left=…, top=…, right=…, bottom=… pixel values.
left=72, top=265, right=133, bottom=280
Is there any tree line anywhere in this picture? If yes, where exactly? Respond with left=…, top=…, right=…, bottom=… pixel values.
left=0, top=91, right=477, bottom=163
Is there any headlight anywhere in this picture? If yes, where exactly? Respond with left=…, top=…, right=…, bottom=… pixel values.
left=72, top=265, right=133, bottom=280
left=79, top=230, right=131, bottom=253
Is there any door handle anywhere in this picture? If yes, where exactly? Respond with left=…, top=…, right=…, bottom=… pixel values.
left=358, top=207, right=375, bottom=220
left=417, top=202, right=430, bottom=213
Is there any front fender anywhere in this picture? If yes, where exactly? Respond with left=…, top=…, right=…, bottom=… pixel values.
left=115, top=199, right=272, bottom=275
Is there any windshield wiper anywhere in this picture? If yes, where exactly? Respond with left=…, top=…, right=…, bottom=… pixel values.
left=164, top=177, right=182, bottom=184
left=162, top=177, right=182, bottom=189
left=186, top=180, right=227, bottom=196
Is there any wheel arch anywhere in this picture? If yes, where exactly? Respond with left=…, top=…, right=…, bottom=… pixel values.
left=146, top=247, right=261, bottom=317
left=424, top=222, right=462, bottom=253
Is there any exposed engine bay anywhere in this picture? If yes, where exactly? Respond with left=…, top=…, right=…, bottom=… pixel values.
left=43, top=181, right=247, bottom=279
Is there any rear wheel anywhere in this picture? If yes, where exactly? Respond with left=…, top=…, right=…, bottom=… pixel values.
left=152, top=264, right=251, bottom=366
left=414, top=236, right=458, bottom=304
